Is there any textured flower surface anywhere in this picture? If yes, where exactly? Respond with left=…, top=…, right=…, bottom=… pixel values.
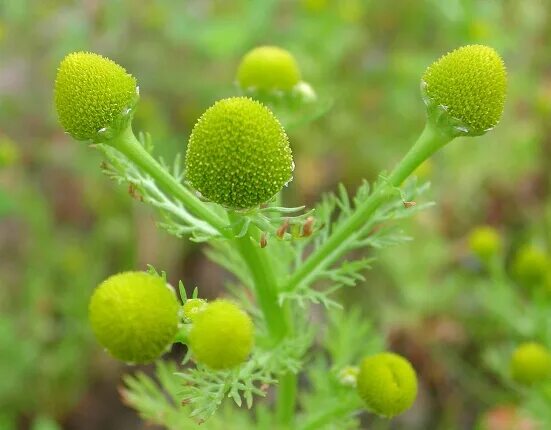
left=188, top=300, right=254, bottom=370
left=356, top=352, right=418, bottom=418
left=510, top=342, right=551, bottom=385
left=422, top=45, right=507, bottom=135
left=237, top=46, right=301, bottom=91
left=89, top=271, right=180, bottom=363
left=54, top=51, right=137, bottom=141
left=185, top=97, right=293, bottom=209
left=183, top=298, right=207, bottom=321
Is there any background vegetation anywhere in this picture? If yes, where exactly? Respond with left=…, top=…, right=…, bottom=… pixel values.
left=1, top=0, right=550, bottom=429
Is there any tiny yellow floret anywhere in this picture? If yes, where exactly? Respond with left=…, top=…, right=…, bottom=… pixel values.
left=183, top=298, right=207, bottom=321
left=185, top=97, right=293, bottom=209
left=188, top=300, right=254, bottom=370
left=357, top=352, right=418, bottom=418
left=510, top=342, right=551, bottom=385
left=422, top=45, right=507, bottom=136
left=237, top=46, right=301, bottom=91
left=54, top=51, right=137, bottom=141
left=89, top=271, right=180, bottom=363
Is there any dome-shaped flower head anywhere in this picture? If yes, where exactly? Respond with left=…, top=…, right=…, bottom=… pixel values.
left=185, top=97, right=293, bottom=209
left=468, top=225, right=502, bottom=262
left=357, top=352, right=418, bottom=418
left=422, top=45, right=507, bottom=136
left=89, top=271, right=180, bottom=363
left=237, top=46, right=301, bottom=92
left=510, top=342, right=551, bottom=385
left=188, top=300, right=254, bottom=369
left=512, top=245, right=549, bottom=287
left=54, top=52, right=138, bottom=141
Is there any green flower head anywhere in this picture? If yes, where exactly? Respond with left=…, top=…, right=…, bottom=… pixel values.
left=237, top=46, right=301, bottom=92
left=468, top=225, right=502, bottom=262
left=356, top=352, right=418, bottom=418
left=185, top=97, right=294, bottom=209
left=422, top=45, right=507, bottom=136
left=510, top=342, right=551, bottom=385
left=512, top=245, right=549, bottom=287
left=89, top=271, right=180, bottom=364
left=188, top=300, right=254, bottom=370
left=54, top=51, right=138, bottom=141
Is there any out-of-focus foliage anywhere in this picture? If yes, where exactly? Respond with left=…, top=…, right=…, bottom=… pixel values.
left=1, top=0, right=551, bottom=429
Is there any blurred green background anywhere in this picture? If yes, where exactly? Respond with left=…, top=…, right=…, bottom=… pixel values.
left=1, top=0, right=551, bottom=429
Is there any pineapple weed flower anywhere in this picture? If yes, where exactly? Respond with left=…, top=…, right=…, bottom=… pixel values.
left=54, top=52, right=138, bottom=141
left=55, top=43, right=509, bottom=422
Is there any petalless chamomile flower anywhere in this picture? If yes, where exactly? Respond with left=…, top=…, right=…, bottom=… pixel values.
left=185, top=97, right=294, bottom=209
left=89, top=271, right=180, bottom=364
left=237, top=46, right=301, bottom=92
left=510, top=342, right=551, bottom=385
left=468, top=225, right=502, bottom=262
left=54, top=51, right=138, bottom=141
left=512, top=245, right=549, bottom=287
left=356, top=352, right=418, bottom=418
left=422, top=45, right=507, bottom=136
left=188, top=300, right=254, bottom=370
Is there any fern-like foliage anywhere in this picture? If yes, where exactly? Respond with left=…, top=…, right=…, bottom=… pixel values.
left=178, top=323, right=314, bottom=422
left=96, top=133, right=224, bottom=242
left=280, top=178, right=433, bottom=308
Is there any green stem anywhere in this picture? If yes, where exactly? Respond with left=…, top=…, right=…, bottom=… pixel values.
left=110, top=125, right=230, bottom=237
left=300, top=400, right=360, bottom=430
left=284, top=122, right=452, bottom=292
left=228, top=213, right=297, bottom=425
left=276, top=372, right=297, bottom=427
left=229, top=213, right=287, bottom=341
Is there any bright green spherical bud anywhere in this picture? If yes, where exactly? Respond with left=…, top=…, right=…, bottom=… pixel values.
left=510, top=342, right=551, bottom=385
left=237, top=46, right=301, bottom=91
left=185, top=97, right=293, bottom=209
left=512, top=245, right=549, bottom=287
left=188, top=300, right=254, bottom=370
left=357, top=352, right=418, bottom=418
left=89, top=271, right=180, bottom=364
left=183, top=298, right=207, bottom=321
left=54, top=52, right=138, bottom=141
left=468, top=225, right=502, bottom=261
left=422, top=45, right=507, bottom=136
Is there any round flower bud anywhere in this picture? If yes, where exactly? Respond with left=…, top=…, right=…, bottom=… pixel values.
left=512, top=245, right=549, bottom=287
left=422, top=45, right=507, bottom=136
left=237, top=46, right=301, bottom=92
left=185, top=97, right=293, bottom=209
left=89, top=271, right=180, bottom=364
left=54, top=52, right=138, bottom=141
left=468, top=225, right=502, bottom=262
left=188, top=300, right=254, bottom=370
left=510, top=342, right=551, bottom=385
left=182, top=298, right=207, bottom=321
left=356, top=352, right=418, bottom=418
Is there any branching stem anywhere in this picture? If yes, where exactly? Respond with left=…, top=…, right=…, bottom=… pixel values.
left=110, top=125, right=230, bottom=237
left=284, top=122, right=452, bottom=292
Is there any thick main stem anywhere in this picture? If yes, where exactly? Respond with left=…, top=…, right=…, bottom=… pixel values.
left=110, top=125, right=230, bottom=237
left=284, top=122, right=452, bottom=292
left=228, top=216, right=296, bottom=426
left=229, top=214, right=287, bottom=341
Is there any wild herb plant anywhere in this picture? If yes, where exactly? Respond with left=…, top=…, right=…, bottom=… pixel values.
left=463, top=226, right=551, bottom=427
left=54, top=45, right=506, bottom=428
